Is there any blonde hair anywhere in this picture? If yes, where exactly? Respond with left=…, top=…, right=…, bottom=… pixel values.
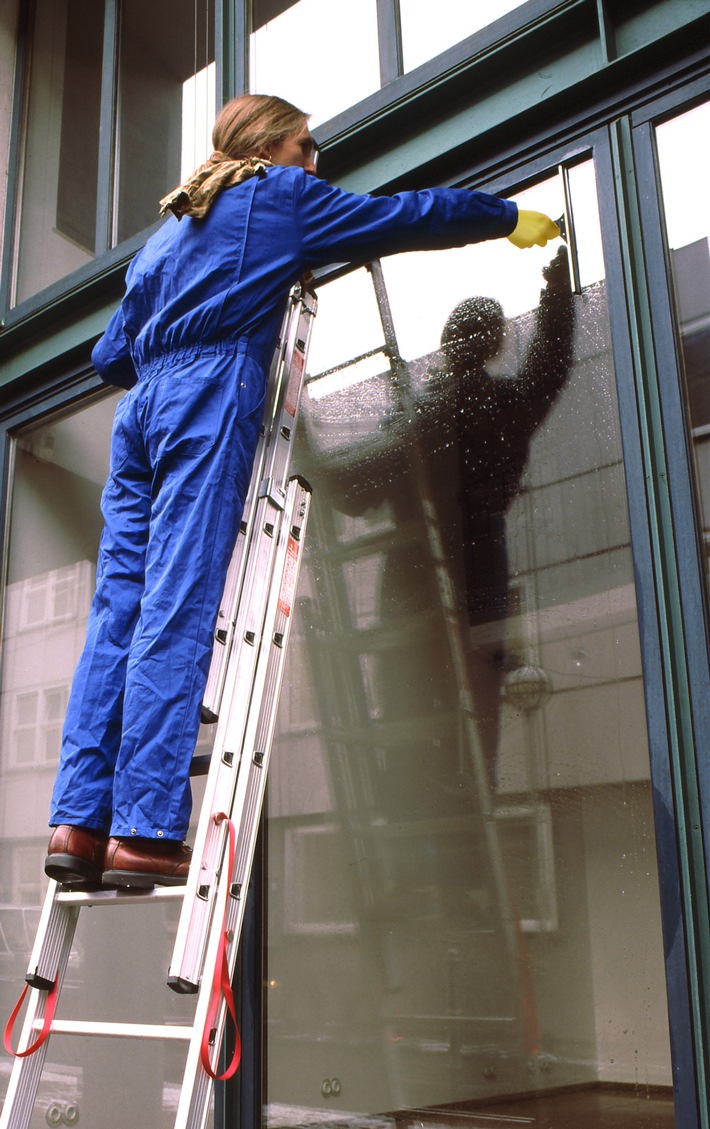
left=159, top=94, right=310, bottom=219
left=212, top=94, right=309, bottom=160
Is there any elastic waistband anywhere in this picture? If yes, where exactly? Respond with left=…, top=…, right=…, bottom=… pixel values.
left=135, top=338, right=252, bottom=381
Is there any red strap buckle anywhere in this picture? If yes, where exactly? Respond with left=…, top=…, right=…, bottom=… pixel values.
left=4, top=976, right=59, bottom=1058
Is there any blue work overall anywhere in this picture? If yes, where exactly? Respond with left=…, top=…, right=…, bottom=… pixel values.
left=50, top=165, right=517, bottom=841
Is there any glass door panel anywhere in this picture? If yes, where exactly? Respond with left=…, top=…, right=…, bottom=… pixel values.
left=0, top=393, right=211, bottom=1126
left=13, top=0, right=105, bottom=306
left=115, top=0, right=215, bottom=246
left=267, top=160, right=676, bottom=1126
left=655, top=99, right=710, bottom=587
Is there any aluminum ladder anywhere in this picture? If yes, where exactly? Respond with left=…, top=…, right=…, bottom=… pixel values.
left=0, top=283, right=317, bottom=1129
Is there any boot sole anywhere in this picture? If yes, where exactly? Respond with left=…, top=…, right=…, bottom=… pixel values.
left=45, top=852, right=102, bottom=888
left=102, top=869, right=188, bottom=889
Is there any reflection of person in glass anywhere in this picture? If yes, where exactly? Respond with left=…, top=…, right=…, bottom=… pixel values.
left=43, top=92, right=561, bottom=892
left=324, top=247, right=574, bottom=815
left=434, top=245, right=575, bottom=785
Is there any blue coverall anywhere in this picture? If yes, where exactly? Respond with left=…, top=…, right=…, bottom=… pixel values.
left=49, top=164, right=517, bottom=842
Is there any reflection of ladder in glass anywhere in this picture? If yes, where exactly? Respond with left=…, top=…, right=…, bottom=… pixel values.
left=1, top=284, right=317, bottom=1129
left=299, top=261, right=526, bottom=1101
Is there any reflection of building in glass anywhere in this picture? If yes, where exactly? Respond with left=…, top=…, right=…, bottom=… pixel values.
left=671, top=239, right=710, bottom=568
left=0, top=561, right=93, bottom=905
left=267, top=262, right=670, bottom=1108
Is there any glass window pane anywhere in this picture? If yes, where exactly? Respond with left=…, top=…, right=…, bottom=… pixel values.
left=655, top=100, right=710, bottom=583
left=13, top=0, right=105, bottom=306
left=250, top=0, right=380, bottom=128
left=0, top=394, right=211, bottom=1123
left=268, top=164, right=676, bottom=1124
left=115, top=0, right=215, bottom=246
left=400, top=0, right=528, bottom=73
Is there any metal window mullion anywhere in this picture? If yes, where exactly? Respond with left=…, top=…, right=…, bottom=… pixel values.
left=0, top=0, right=34, bottom=321
left=217, top=0, right=246, bottom=103
left=632, top=115, right=710, bottom=870
left=604, top=117, right=709, bottom=1129
left=596, top=0, right=616, bottom=64
left=233, top=0, right=249, bottom=96
left=95, top=0, right=120, bottom=255
left=376, top=0, right=403, bottom=87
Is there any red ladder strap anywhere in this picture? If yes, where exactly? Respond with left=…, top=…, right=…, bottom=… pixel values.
left=200, top=812, right=242, bottom=1081
left=4, top=976, right=59, bottom=1058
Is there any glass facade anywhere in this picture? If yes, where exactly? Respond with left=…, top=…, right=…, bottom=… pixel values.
left=5, top=0, right=566, bottom=308
left=114, top=0, right=215, bottom=246
left=655, top=100, right=710, bottom=588
left=12, top=0, right=215, bottom=306
left=1, top=1, right=709, bottom=1126
left=13, top=0, right=105, bottom=306
left=264, top=163, right=675, bottom=1123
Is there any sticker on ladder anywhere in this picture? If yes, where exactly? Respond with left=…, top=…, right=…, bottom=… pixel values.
left=278, top=535, right=300, bottom=616
left=285, top=350, right=304, bottom=417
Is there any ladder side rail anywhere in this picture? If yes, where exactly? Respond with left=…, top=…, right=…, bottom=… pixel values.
left=173, top=857, right=234, bottom=1129
left=222, top=478, right=311, bottom=943
left=1, top=993, right=52, bottom=1129
left=201, top=296, right=294, bottom=720
left=169, top=476, right=309, bottom=989
left=23, top=881, right=79, bottom=991
left=169, top=485, right=290, bottom=990
left=173, top=482, right=312, bottom=1129
left=172, top=290, right=316, bottom=983
left=202, top=287, right=316, bottom=721
left=258, top=292, right=316, bottom=512
left=0, top=892, right=78, bottom=1129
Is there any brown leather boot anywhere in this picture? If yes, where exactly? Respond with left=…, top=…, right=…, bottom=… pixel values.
left=102, top=837, right=192, bottom=889
left=45, top=825, right=109, bottom=888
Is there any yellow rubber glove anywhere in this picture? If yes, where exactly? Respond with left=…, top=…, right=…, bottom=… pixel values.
left=507, top=209, right=560, bottom=249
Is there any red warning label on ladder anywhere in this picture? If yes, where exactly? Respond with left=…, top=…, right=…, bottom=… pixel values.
left=278, top=535, right=300, bottom=616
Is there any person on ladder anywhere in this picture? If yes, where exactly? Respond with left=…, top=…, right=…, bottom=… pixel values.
left=44, top=92, right=561, bottom=892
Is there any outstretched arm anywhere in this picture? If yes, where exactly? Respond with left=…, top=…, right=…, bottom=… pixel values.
left=296, top=173, right=520, bottom=266
left=516, top=245, right=576, bottom=428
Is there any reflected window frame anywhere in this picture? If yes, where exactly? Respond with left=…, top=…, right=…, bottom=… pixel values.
left=2, top=0, right=216, bottom=320
left=2, top=0, right=580, bottom=330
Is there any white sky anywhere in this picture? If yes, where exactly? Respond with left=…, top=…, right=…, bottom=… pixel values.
left=250, top=0, right=381, bottom=127
left=399, top=0, right=528, bottom=71
left=249, top=0, right=528, bottom=127
left=656, top=102, right=710, bottom=251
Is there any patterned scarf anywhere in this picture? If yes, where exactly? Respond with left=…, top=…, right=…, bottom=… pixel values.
left=159, top=152, right=273, bottom=221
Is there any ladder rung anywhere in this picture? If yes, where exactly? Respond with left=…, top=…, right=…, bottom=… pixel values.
left=55, top=886, right=185, bottom=907
left=325, top=711, right=458, bottom=747
left=314, top=519, right=422, bottom=564
left=384, top=1013, right=517, bottom=1025
left=37, top=1020, right=193, bottom=1040
left=318, top=609, right=443, bottom=654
